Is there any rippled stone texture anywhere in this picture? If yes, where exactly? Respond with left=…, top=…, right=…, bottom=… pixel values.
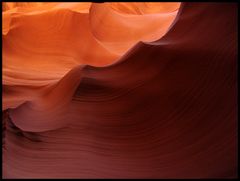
left=2, top=2, right=237, bottom=179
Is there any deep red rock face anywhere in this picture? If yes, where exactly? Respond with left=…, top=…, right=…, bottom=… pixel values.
left=2, top=2, right=237, bottom=179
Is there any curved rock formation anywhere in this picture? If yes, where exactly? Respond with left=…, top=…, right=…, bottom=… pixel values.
left=2, top=2, right=237, bottom=179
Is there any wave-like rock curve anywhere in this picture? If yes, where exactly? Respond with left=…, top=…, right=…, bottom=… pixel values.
left=2, top=2, right=237, bottom=178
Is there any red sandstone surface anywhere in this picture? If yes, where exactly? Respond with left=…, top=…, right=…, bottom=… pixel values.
left=2, top=2, right=237, bottom=178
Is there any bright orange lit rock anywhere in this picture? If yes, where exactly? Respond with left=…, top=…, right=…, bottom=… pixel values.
left=2, top=2, right=237, bottom=179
